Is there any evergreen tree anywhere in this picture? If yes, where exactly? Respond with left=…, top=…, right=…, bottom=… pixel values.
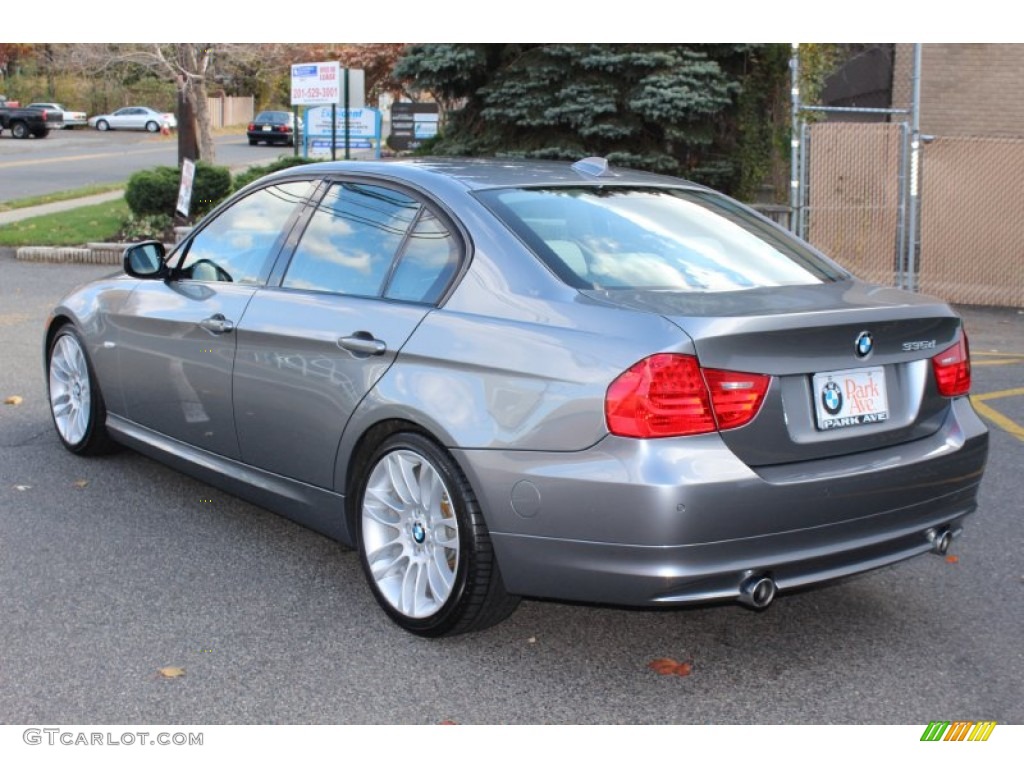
left=394, top=43, right=787, bottom=196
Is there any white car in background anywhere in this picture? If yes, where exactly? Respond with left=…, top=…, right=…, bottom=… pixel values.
left=27, top=102, right=88, bottom=129
left=89, top=106, right=177, bottom=132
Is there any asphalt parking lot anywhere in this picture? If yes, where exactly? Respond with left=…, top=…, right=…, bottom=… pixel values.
left=1, top=254, right=1022, bottom=725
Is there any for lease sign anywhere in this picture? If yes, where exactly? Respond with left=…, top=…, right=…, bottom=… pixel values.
left=291, top=62, right=341, bottom=105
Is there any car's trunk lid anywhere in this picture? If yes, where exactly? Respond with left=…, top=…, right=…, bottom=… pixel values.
left=583, top=279, right=964, bottom=466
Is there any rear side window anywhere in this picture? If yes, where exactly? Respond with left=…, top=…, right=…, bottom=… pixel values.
left=478, top=187, right=846, bottom=292
left=282, top=182, right=462, bottom=304
left=384, top=211, right=460, bottom=304
left=282, top=183, right=421, bottom=297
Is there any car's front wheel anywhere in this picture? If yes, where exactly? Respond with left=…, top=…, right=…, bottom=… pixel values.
left=47, top=326, right=117, bottom=455
left=356, top=433, right=519, bottom=637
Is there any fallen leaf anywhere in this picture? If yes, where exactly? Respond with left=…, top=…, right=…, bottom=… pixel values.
left=157, top=666, right=185, bottom=679
left=438, top=720, right=458, bottom=725
left=73, top=479, right=89, bottom=489
left=13, top=484, right=32, bottom=492
left=648, top=658, right=694, bottom=677
left=946, top=554, right=959, bottom=564
left=527, top=636, right=537, bottom=644
left=4, top=395, right=23, bottom=405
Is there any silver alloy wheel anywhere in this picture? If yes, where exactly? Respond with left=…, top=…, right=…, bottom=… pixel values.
left=48, top=334, right=92, bottom=446
left=361, top=449, right=461, bottom=619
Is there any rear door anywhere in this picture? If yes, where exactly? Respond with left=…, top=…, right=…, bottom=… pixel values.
left=233, top=181, right=463, bottom=489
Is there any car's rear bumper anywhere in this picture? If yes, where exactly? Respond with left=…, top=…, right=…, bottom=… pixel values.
left=456, top=397, right=988, bottom=606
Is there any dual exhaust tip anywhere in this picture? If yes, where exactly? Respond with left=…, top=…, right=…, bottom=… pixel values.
left=737, top=526, right=956, bottom=610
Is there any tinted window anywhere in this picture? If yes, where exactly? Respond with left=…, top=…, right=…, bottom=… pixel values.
left=478, top=187, right=846, bottom=292
left=282, top=183, right=420, bottom=297
left=177, top=181, right=312, bottom=284
left=385, top=211, right=460, bottom=304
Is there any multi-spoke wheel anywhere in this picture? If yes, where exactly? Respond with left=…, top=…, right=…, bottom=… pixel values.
left=47, top=326, right=116, bottom=455
left=357, top=433, right=519, bottom=637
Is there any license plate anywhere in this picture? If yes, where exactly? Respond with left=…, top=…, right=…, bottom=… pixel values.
left=812, top=366, right=889, bottom=430
left=262, top=126, right=272, bottom=131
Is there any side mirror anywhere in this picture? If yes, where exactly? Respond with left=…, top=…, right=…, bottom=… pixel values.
left=124, top=241, right=169, bottom=280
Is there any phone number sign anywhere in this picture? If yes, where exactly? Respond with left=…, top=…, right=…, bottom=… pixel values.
left=291, top=62, right=341, bottom=105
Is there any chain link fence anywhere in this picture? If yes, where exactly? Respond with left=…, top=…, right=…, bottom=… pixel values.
left=801, top=122, right=906, bottom=288
left=918, top=136, right=1024, bottom=307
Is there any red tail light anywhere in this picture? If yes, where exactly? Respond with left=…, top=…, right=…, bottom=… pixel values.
left=932, top=333, right=971, bottom=397
left=247, top=123, right=255, bottom=131
left=281, top=125, right=291, bottom=133
left=606, top=354, right=770, bottom=438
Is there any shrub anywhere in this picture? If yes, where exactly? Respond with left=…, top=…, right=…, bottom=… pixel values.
left=125, top=166, right=178, bottom=218
left=233, top=156, right=321, bottom=191
left=125, top=162, right=232, bottom=219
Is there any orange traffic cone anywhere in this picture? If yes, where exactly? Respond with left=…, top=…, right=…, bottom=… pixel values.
left=160, top=124, right=170, bottom=136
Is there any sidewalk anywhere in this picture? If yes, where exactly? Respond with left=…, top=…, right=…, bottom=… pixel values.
left=0, top=190, right=125, bottom=227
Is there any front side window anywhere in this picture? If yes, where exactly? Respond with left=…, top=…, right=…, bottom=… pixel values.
left=478, top=187, right=847, bottom=292
left=282, top=182, right=421, bottom=297
left=177, top=181, right=313, bottom=284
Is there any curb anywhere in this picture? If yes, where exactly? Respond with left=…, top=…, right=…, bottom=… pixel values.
left=15, top=242, right=176, bottom=266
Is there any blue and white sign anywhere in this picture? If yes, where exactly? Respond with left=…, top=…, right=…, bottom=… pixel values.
left=303, top=106, right=382, bottom=159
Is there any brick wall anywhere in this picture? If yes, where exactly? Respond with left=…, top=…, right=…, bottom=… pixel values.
left=893, top=44, right=1024, bottom=138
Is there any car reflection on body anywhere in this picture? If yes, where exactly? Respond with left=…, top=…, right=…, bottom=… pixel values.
left=44, top=157, right=988, bottom=637
left=88, top=106, right=177, bottom=132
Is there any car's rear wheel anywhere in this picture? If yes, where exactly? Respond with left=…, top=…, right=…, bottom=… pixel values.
left=145, top=120, right=159, bottom=133
left=47, top=326, right=117, bottom=455
left=356, top=433, right=519, bottom=637
left=248, top=137, right=257, bottom=146
left=11, top=121, right=29, bottom=139
left=96, top=120, right=109, bottom=131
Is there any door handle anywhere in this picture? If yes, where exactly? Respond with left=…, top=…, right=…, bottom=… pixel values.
left=199, top=314, right=234, bottom=335
left=338, top=333, right=387, bottom=356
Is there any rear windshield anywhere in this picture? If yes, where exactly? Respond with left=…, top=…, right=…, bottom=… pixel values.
left=477, top=187, right=846, bottom=292
left=256, top=111, right=290, bottom=122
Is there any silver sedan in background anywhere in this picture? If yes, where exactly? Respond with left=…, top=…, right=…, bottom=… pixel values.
left=88, top=106, right=177, bottom=132
left=44, top=158, right=988, bottom=636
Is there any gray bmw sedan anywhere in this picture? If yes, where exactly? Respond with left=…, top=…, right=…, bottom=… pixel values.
left=44, top=158, right=988, bottom=636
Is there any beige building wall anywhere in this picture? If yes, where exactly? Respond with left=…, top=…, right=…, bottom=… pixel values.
left=892, top=44, right=1024, bottom=138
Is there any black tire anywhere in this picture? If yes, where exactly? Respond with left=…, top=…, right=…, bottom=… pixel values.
left=32, top=128, right=49, bottom=138
left=145, top=120, right=159, bottom=133
left=96, top=120, right=109, bottom=131
left=46, top=326, right=118, bottom=456
left=248, top=137, right=257, bottom=146
left=11, top=121, right=29, bottom=139
left=356, top=432, right=519, bottom=637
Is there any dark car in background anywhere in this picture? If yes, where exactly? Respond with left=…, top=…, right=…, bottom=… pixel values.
left=44, top=157, right=988, bottom=637
left=247, top=110, right=301, bottom=146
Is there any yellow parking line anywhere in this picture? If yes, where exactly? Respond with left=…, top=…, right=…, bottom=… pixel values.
left=973, top=359, right=1024, bottom=366
left=0, top=146, right=170, bottom=170
left=972, top=387, right=1024, bottom=402
left=971, top=400, right=1024, bottom=442
left=973, top=351, right=1024, bottom=357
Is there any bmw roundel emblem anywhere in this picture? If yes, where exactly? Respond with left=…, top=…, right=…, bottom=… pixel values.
left=855, top=331, right=874, bottom=358
left=822, top=381, right=843, bottom=415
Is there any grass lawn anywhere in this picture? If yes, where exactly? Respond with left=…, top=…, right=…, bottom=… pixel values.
left=0, top=183, right=124, bottom=213
left=0, top=199, right=128, bottom=247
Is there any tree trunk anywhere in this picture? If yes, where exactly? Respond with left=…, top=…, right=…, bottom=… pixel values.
left=191, top=79, right=216, bottom=162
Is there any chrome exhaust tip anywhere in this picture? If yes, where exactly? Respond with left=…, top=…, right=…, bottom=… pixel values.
left=738, top=574, right=777, bottom=610
left=927, top=526, right=954, bottom=556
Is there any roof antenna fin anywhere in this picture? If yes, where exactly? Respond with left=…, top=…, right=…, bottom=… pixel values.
left=571, top=157, right=611, bottom=177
